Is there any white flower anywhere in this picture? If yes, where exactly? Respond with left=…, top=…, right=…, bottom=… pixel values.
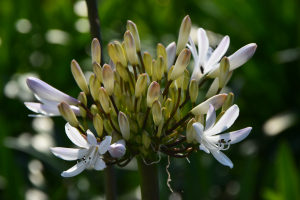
left=192, top=104, right=252, bottom=168
left=25, top=95, right=81, bottom=117
left=187, top=28, right=257, bottom=82
left=50, top=123, right=111, bottom=177
left=108, top=139, right=126, bottom=158
left=166, top=42, right=176, bottom=70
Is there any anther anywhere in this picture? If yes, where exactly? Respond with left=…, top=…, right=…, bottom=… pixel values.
left=200, top=66, right=204, bottom=74
left=228, top=140, right=231, bottom=142
left=221, top=139, right=226, bottom=143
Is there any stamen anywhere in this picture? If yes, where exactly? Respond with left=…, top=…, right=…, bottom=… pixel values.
left=200, top=66, right=204, bottom=74
left=222, top=143, right=231, bottom=150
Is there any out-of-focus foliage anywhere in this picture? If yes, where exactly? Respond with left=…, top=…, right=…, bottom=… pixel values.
left=0, top=0, right=299, bottom=199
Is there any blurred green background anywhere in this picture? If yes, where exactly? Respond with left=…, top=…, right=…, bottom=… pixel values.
left=1, top=0, right=300, bottom=199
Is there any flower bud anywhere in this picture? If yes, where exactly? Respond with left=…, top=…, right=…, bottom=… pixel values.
left=152, top=59, right=157, bottom=82
left=147, top=82, right=161, bottom=107
left=114, top=81, right=122, bottom=99
left=130, top=119, right=138, bottom=134
left=108, top=43, right=119, bottom=64
left=182, top=69, right=190, bottom=91
left=104, top=119, right=113, bottom=134
left=165, top=98, right=173, bottom=117
left=58, top=101, right=79, bottom=127
left=189, top=79, right=198, bottom=103
left=142, top=130, right=151, bottom=149
left=92, top=38, right=101, bottom=64
left=143, top=52, right=152, bottom=76
left=121, top=42, right=128, bottom=63
left=152, top=100, right=162, bottom=126
left=137, top=113, right=145, bottom=129
left=99, top=87, right=110, bottom=114
left=191, top=94, right=227, bottom=115
left=89, top=74, right=100, bottom=101
left=102, top=64, right=114, bottom=96
left=156, top=56, right=164, bottom=81
left=170, top=49, right=191, bottom=81
left=114, top=70, right=121, bottom=83
left=118, top=112, right=130, bottom=141
left=124, top=31, right=138, bottom=65
left=157, top=43, right=168, bottom=73
left=168, top=66, right=174, bottom=81
left=158, top=92, right=164, bottom=107
left=114, top=41, right=127, bottom=67
left=93, top=113, right=103, bottom=137
left=176, top=15, right=191, bottom=56
left=215, top=111, right=225, bottom=123
left=71, top=59, right=90, bottom=94
left=176, top=73, right=184, bottom=89
left=135, top=74, right=147, bottom=98
left=124, top=94, right=134, bottom=112
left=116, top=62, right=129, bottom=82
left=92, top=62, right=103, bottom=83
left=186, top=118, right=197, bottom=143
left=174, top=108, right=181, bottom=122
left=78, top=92, right=87, bottom=117
left=111, top=131, right=122, bottom=144
left=127, top=20, right=141, bottom=52
left=195, top=115, right=204, bottom=125
left=166, top=42, right=176, bottom=70
left=109, top=139, right=126, bottom=158
left=90, top=104, right=98, bottom=115
left=218, top=57, right=230, bottom=89
left=222, top=92, right=234, bottom=112
left=156, top=117, right=164, bottom=137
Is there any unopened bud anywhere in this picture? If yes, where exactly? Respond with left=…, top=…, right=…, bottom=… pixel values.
left=92, top=62, right=103, bottom=83
left=124, top=31, right=138, bottom=65
left=104, top=119, right=113, bottom=134
left=114, top=41, right=127, bottom=67
left=78, top=92, right=87, bottom=117
left=99, top=87, right=110, bottom=114
left=89, top=74, right=100, bottom=101
left=142, top=130, right=151, bottom=149
left=58, top=101, right=79, bottom=127
left=90, top=104, right=98, bottom=115
left=170, top=49, right=191, bottom=81
left=195, top=115, right=204, bottom=125
left=215, top=111, right=225, bottom=123
left=157, top=43, right=168, bottom=73
left=143, top=52, right=152, bottom=76
left=114, top=81, right=122, bottom=99
left=92, top=38, right=101, bottom=64
left=152, top=59, right=157, bottom=82
left=156, top=56, right=164, bottom=81
left=137, top=113, right=145, bottom=129
left=116, top=62, right=129, bottom=82
left=93, top=114, right=103, bottom=137
left=124, top=94, right=134, bottom=112
left=111, top=131, right=122, bottom=144
left=127, top=20, right=141, bottom=52
left=118, top=112, right=130, bottom=141
left=174, top=108, right=181, bottom=122
left=222, top=92, right=234, bottom=112
left=158, top=92, right=164, bottom=107
left=109, top=139, right=126, bottom=158
left=218, top=57, right=230, bottom=89
left=122, top=42, right=128, bottom=63
left=186, top=118, right=197, bottom=143
left=71, top=59, right=89, bottom=95
left=176, top=73, right=184, bottom=89
left=130, top=120, right=138, bottom=134
left=191, top=94, right=227, bottom=115
left=135, top=74, right=147, bottom=98
left=152, top=100, right=162, bottom=126
left=166, top=42, right=176, bottom=70
left=114, top=70, right=121, bottom=82
left=176, top=15, right=192, bottom=55
left=157, top=117, right=164, bottom=137
left=102, top=64, right=114, bottom=96
left=147, top=82, right=161, bottom=107
left=108, top=43, right=119, bottom=64
left=182, top=69, right=190, bottom=91
left=165, top=98, right=173, bottom=117
left=189, top=79, right=198, bottom=103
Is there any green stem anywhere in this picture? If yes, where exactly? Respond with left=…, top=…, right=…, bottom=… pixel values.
left=137, top=156, right=160, bottom=200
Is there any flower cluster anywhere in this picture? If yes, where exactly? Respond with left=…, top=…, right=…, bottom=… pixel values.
left=25, top=15, right=256, bottom=176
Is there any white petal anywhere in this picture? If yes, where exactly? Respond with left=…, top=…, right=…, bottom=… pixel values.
left=207, top=127, right=252, bottom=144
left=70, top=106, right=81, bottom=116
left=187, top=36, right=198, bottom=65
left=98, top=136, right=112, bottom=154
left=228, top=43, right=257, bottom=71
left=65, top=123, right=90, bottom=148
left=205, top=105, right=239, bottom=136
left=204, top=36, right=230, bottom=73
left=87, top=130, right=97, bottom=145
left=94, top=157, right=107, bottom=170
left=108, top=142, right=126, bottom=158
left=116, top=139, right=126, bottom=146
left=210, top=149, right=233, bottom=168
left=199, top=144, right=210, bottom=153
left=192, top=122, right=204, bottom=143
left=197, top=28, right=209, bottom=65
left=50, top=147, right=90, bottom=161
left=205, top=104, right=216, bottom=131
left=35, top=94, right=58, bottom=106
left=25, top=102, right=61, bottom=116
left=166, top=42, right=176, bottom=70
left=191, top=94, right=227, bottom=115
left=61, top=162, right=86, bottom=177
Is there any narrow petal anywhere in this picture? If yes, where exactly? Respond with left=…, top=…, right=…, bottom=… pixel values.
left=61, top=163, right=86, bottom=177
left=98, top=136, right=112, bottom=154
left=197, top=28, right=209, bottom=65
left=228, top=43, right=257, bottom=71
left=25, top=102, right=60, bottom=116
left=193, top=122, right=204, bottom=143
left=199, top=144, right=210, bottom=153
left=205, top=104, right=216, bottom=131
left=65, top=123, right=90, bottom=148
left=191, top=94, right=227, bottom=115
left=94, top=157, right=107, bottom=170
left=87, top=130, right=97, bottom=145
left=210, top=149, right=233, bottom=168
left=166, top=42, right=176, bottom=70
left=207, top=127, right=252, bottom=144
left=204, top=36, right=230, bottom=73
left=205, top=105, right=239, bottom=136
left=50, top=147, right=90, bottom=161
left=34, top=94, right=58, bottom=106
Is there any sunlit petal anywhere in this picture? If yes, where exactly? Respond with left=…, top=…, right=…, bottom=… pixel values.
left=61, top=162, right=86, bottom=177
left=86, top=130, right=97, bottom=145
left=207, top=127, right=252, bottom=144
left=210, top=149, right=233, bottom=168
left=50, top=147, right=90, bottom=161
left=205, top=104, right=216, bottom=131
left=65, top=123, right=90, bottom=148
left=98, top=136, right=112, bottom=154
left=94, top=157, right=107, bottom=170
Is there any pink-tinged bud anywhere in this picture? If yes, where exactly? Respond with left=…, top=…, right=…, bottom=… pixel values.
left=124, top=31, right=139, bottom=65
left=127, top=20, right=141, bottom=52
left=191, top=94, right=228, bottom=115
left=176, top=15, right=192, bottom=55
left=118, top=112, right=130, bottom=141
left=169, top=49, right=191, bottom=81
left=26, top=77, right=80, bottom=105
left=92, top=38, right=101, bottom=64
left=166, top=42, right=176, bottom=70
left=58, top=101, right=79, bottom=127
left=99, top=87, right=110, bottom=114
left=147, top=82, right=161, bottom=107
left=109, top=139, right=126, bottom=158
left=102, top=64, right=114, bottom=96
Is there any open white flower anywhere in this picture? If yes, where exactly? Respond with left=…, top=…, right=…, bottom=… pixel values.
left=50, top=123, right=111, bottom=177
left=25, top=95, right=81, bottom=117
left=192, top=104, right=252, bottom=168
left=187, top=28, right=257, bottom=82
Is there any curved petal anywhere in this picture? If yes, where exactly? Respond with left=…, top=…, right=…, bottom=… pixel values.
left=61, top=163, right=86, bottom=177
left=210, top=149, right=233, bottom=168
left=94, top=157, right=107, bottom=170
left=191, top=94, right=227, bottom=115
left=50, top=147, right=90, bottom=161
left=228, top=43, right=257, bottom=71
left=205, top=104, right=239, bottom=136
left=98, top=136, right=112, bottom=154
left=108, top=143, right=126, bottom=158
left=199, top=144, right=210, bottom=153
left=166, top=42, right=176, bottom=70
left=193, top=122, right=204, bottom=143
left=204, top=36, right=230, bottom=73
left=116, top=139, right=126, bottom=146
left=197, top=28, right=209, bottom=65
left=207, top=127, right=252, bottom=144
left=205, top=104, right=216, bottom=131
left=35, top=94, right=58, bottom=106
left=25, top=102, right=60, bottom=116
left=87, top=130, right=97, bottom=145
left=65, top=123, right=90, bottom=148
